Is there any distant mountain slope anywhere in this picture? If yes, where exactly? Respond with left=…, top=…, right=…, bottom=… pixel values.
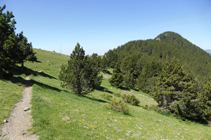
left=205, top=50, right=211, bottom=55
left=104, top=31, right=211, bottom=87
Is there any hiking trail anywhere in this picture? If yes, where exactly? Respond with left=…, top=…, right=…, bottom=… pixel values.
left=1, top=75, right=39, bottom=140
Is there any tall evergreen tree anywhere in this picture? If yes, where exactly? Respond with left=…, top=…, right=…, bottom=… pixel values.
left=16, top=32, right=34, bottom=68
left=109, top=62, right=123, bottom=88
left=124, top=72, right=136, bottom=89
left=100, top=56, right=108, bottom=72
left=193, top=80, right=211, bottom=124
left=0, top=5, right=17, bottom=77
left=0, top=5, right=36, bottom=77
left=88, top=54, right=103, bottom=89
left=59, top=43, right=102, bottom=95
left=120, top=56, right=137, bottom=89
left=105, top=50, right=118, bottom=68
left=153, top=58, right=199, bottom=119
left=137, top=61, right=162, bottom=92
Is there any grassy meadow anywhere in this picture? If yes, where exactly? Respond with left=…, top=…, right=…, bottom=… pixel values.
left=0, top=49, right=211, bottom=139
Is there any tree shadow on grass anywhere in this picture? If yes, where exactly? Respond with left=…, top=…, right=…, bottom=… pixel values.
left=8, top=65, right=57, bottom=79
left=96, top=86, right=113, bottom=94
left=85, top=96, right=108, bottom=103
left=37, top=71, right=57, bottom=79
left=120, top=87, right=130, bottom=92
left=102, top=70, right=112, bottom=75
left=33, top=60, right=42, bottom=63
left=124, top=113, right=133, bottom=117
left=31, top=80, right=62, bottom=92
left=9, top=76, right=27, bottom=87
left=133, top=88, right=139, bottom=91
left=6, top=75, right=62, bottom=92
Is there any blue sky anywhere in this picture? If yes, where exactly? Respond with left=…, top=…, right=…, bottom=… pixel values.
left=1, top=0, right=211, bottom=55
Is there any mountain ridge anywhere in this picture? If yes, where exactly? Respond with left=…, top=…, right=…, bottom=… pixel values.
left=104, top=31, right=211, bottom=90
left=205, top=49, right=211, bottom=55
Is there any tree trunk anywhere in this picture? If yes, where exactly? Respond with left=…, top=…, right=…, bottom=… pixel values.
left=21, top=61, right=24, bottom=68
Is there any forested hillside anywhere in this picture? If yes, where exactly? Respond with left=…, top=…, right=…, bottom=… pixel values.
left=103, top=31, right=211, bottom=123
left=104, top=31, right=211, bottom=92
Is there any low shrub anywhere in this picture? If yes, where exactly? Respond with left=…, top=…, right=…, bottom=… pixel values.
left=105, top=98, right=129, bottom=114
left=148, top=105, right=159, bottom=111
left=143, top=104, right=171, bottom=115
left=143, top=105, right=149, bottom=109
left=101, top=93, right=113, bottom=100
left=114, top=92, right=121, bottom=97
left=122, top=93, right=140, bottom=106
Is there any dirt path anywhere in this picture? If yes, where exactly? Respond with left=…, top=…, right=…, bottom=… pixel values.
left=1, top=76, right=39, bottom=140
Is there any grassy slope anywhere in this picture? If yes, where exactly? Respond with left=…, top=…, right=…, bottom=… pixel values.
left=1, top=48, right=211, bottom=139
left=0, top=76, right=25, bottom=124
left=0, top=64, right=30, bottom=125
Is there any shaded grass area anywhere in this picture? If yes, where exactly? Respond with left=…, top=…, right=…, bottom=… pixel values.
left=0, top=67, right=28, bottom=125
left=0, top=78, right=25, bottom=125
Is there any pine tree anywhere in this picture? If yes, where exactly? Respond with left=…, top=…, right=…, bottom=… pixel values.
left=27, top=51, right=37, bottom=62
left=193, top=81, right=211, bottom=124
left=109, top=62, right=123, bottom=88
left=16, top=32, right=34, bottom=68
left=0, top=5, right=17, bottom=77
left=0, top=5, right=36, bottom=77
left=153, top=58, right=198, bottom=117
left=136, top=61, right=161, bottom=92
left=87, top=54, right=103, bottom=89
left=59, top=43, right=102, bottom=95
left=124, top=72, right=136, bottom=89
left=100, top=56, right=108, bottom=72
left=120, top=55, right=138, bottom=89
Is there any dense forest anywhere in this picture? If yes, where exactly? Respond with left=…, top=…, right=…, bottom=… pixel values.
left=103, top=31, right=211, bottom=92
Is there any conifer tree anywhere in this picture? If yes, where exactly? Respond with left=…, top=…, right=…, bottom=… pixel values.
left=87, top=54, right=103, bottom=89
left=137, top=61, right=161, bottom=92
left=124, top=72, right=136, bottom=89
left=193, top=81, right=211, bottom=124
left=120, top=55, right=138, bottom=89
left=0, top=5, right=17, bottom=77
left=59, top=43, right=102, bottom=95
left=109, top=62, right=123, bottom=88
left=153, top=58, right=198, bottom=117
left=100, top=56, right=108, bottom=72
left=0, top=5, right=36, bottom=77
left=16, top=32, right=34, bottom=68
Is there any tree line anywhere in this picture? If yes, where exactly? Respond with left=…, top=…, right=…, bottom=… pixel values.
left=0, top=5, right=37, bottom=78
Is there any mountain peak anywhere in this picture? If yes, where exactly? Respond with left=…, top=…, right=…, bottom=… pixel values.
left=155, top=31, right=184, bottom=42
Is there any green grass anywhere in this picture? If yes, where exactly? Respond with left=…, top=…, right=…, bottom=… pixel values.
left=1, top=48, right=211, bottom=139
left=0, top=77, right=25, bottom=124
